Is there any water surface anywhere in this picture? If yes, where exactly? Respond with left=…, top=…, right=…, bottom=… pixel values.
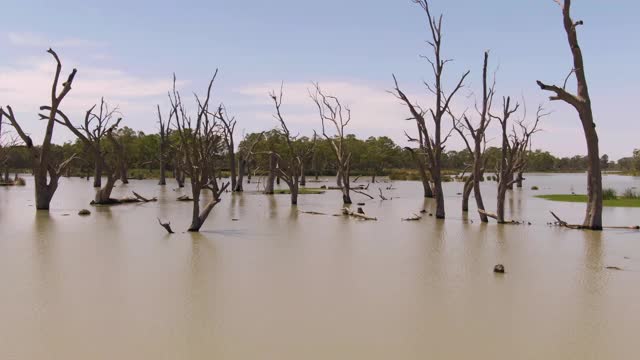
left=1, top=173, right=639, bottom=359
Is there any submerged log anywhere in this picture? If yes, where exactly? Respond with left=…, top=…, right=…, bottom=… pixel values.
left=177, top=195, right=194, bottom=202
left=132, top=191, right=157, bottom=202
left=352, top=189, right=374, bottom=199
left=299, top=210, right=327, bottom=215
left=550, top=211, right=640, bottom=230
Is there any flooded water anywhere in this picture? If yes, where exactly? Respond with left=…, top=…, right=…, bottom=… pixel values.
left=1, top=173, right=639, bottom=359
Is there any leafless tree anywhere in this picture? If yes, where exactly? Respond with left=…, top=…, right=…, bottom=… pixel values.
left=235, top=132, right=263, bottom=192
left=0, top=49, right=77, bottom=209
left=391, top=0, right=470, bottom=219
left=269, top=84, right=316, bottom=205
left=0, top=116, right=19, bottom=182
left=170, top=72, right=229, bottom=232
left=451, top=51, right=494, bottom=222
left=46, top=98, right=125, bottom=204
left=156, top=103, right=173, bottom=186
left=309, top=83, right=353, bottom=204
left=536, top=0, right=602, bottom=229
left=489, top=98, right=544, bottom=223
left=216, top=105, right=238, bottom=191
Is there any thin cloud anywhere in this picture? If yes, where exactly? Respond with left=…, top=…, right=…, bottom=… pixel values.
left=7, top=32, right=104, bottom=48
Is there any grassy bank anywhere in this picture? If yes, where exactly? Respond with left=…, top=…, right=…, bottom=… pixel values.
left=536, top=194, right=640, bottom=208
left=273, top=188, right=326, bottom=195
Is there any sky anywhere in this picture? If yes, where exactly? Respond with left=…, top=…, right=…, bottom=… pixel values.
left=0, top=0, right=637, bottom=160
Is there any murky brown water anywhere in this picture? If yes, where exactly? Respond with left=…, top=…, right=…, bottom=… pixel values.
left=1, top=173, right=640, bottom=359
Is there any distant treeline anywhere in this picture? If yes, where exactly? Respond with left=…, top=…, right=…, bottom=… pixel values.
left=2, top=128, right=638, bottom=177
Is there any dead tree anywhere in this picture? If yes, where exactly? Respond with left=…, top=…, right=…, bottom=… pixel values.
left=536, top=0, right=602, bottom=229
left=170, top=72, right=229, bottom=232
left=45, top=99, right=125, bottom=204
left=269, top=85, right=316, bottom=205
left=235, top=132, right=263, bottom=192
left=217, top=105, right=238, bottom=191
left=451, top=51, right=494, bottom=222
left=391, top=0, right=469, bottom=218
left=0, top=49, right=77, bottom=209
left=264, top=151, right=278, bottom=194
left=310, top=83, right=353, bottom=204
left=490, top=98, right=543, bottom=223
left=156, top=104, right=173, bottom=186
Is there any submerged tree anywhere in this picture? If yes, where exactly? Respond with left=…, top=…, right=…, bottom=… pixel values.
left=170, top=72, right=229, bottom=232
left=235, top=132, right=263, bottom=192
left=310, top=83, right=353, bottom=204
left=0, top=49, right=77, bottom=210
left=48, top=98, right=126, bottom=204
left=536, top=0, right=602, bottom=229
left=269, top=85, right=316, bottom=205
left=217, top=105, right=238, bottom=191
left=156, top=104, right=173, bottom=185
left=451, top=51, right=494, bottom=222
left=490, top=98, right=543, bottom=223
left=392, top=0, right=469, bottom=219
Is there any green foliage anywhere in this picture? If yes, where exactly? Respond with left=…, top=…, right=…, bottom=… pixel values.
left=537, top=194, right=640, bottom=208
left=622, top=188, right=639, bottom=199
left=603, top=188, right=617, bottom=200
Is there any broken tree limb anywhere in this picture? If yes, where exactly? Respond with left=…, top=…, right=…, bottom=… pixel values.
left=157, top=218, right=174, bottom=234
left=132, top=191, right=157, bottom=202
left=177, top=195, right=193, bottom=201
left=299, top=210, right=327, bottom=215
left=378, top=188, right=388, bottom=201
left=478, top=209, right=523, bottom=225
left=341, top=207, right=377, bottom=221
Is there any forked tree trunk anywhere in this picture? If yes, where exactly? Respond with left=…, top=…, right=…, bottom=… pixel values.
left=94, top=175, right=118, bottom=204
left=34, top=171, right=59, bottom=210
left=265, top=152, right=277, bottom=194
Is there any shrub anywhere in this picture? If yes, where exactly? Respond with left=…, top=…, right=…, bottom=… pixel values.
left=622, top=188, right=639, bottom=199
left=531, top=186, right=539, bottom=190
left=603, top=188, right=617, bottom=200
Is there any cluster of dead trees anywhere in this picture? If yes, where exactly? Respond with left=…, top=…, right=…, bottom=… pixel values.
left=0, top=0, right=605, bottom=231
left=394, top=0, right=603, bottom=229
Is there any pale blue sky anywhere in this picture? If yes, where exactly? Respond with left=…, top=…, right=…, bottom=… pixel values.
left=0, top=0, right=637, bottom=159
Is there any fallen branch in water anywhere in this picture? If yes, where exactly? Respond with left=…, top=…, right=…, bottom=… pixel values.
left=132, top=191, right=157, bottom=202
left=157, top=218, right=174, bottom=234
left=299, top=210, right=327, bottom=215
left=478, top=209, right=523, bottom=225
left=378, top=188, right=388, bottom=201
left=177, top=195, right=193, bottom=201
left=352, top=189, right=374, bottom=199
left=342, top=207, right=377, bottom=221
left=549, top=211, right=640, bottom=230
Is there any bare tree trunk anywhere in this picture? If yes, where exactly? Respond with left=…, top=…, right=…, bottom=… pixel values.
left=34, top=171, right=59, bottom=210
left=300, top=161, right=306, bottom=186
left=235, top=159, right=245, bottom=192
left=516, top=171, right=523, bottom=188
left=433, top=173, right=444, bottom=218
left=265, top=152, right=276, bottom=194
left=342, top=174, right=352, bottom=204
left=462, top=176, right=473, bottom=212
left=371, top=172, right=376, bottom=183
left=94, top=175, right=118, bottom=204
left=120, top=163, right=128, bottom=184
left=93, top=157, right=102, bottom=188
left=336, top=170, right=343, bottom=188
left=496, top=183, right=508, bottom=223
left=229, top=152, right=237, bottom=191
left=158, top=161, right=166, bottom=185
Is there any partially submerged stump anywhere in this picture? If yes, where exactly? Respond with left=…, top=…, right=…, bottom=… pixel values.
left=157, top=218, right=174, bottom=234
left=78, top=209, right=91, bottom=216
left=494, top=264, right=505, bottom=274
left=177, top=195, right=194, bottom=201
left=550, top=211, right=640, bottom=230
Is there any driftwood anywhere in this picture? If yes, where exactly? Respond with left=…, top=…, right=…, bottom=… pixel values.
left=342, top=207, right=377, bottom=221
left=550, top=211, right=640, bottom=230
left=299, top=210, right=327, bottom=215
left=352, top=189, right=374, bottom=199
left=177, top=195, right=193, bottom=201
left=157, top=218, right=174, bottom=234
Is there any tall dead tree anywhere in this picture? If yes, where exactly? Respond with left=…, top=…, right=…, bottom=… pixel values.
left=451, top=51, right=494, bottom=222
left=170, top=72, right=229, bottom=232
left=310, top=83, right=353, bottom=204
left=392, top=0, right=469, bottom=219
left=536, top=0, right=602, bottom=229
left=0, top=49, right=77, bottom=209
left=156, top=104, right=173, bottom=185
left=269, top=85, right=316, bottom=205
left=76, top=97, right=117, bottom=188
left=404, top=125, right=434, bottom=198
left=217, top=105, right=238, bottom=191
left=46, top=99, right=125, bottom=204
